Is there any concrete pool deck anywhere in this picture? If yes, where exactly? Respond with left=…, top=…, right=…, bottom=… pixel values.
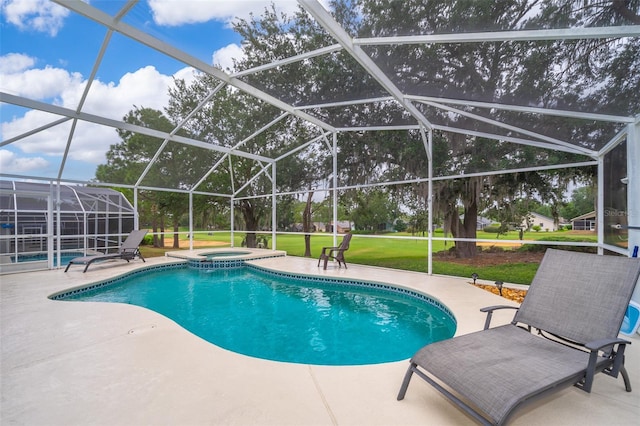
left=1, top=253, right=639, bottom=425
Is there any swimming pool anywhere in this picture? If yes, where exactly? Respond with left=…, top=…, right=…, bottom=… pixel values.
left=55, top=265, right=456, bottom=365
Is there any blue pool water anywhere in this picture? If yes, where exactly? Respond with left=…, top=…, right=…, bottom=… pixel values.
left=61, top=266, right=456, bottom=365
left=205, top=251, right=251, bottom=259
left=15, top=252, right=82, bottom=265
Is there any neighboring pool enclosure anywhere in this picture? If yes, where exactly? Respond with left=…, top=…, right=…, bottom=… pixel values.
left=1, top=0, right=639, bottom=275
left=0, top=181, right=135, bottom=273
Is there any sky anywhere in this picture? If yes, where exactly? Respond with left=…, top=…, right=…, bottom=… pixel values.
left=0, top=0, right=304, bottom=181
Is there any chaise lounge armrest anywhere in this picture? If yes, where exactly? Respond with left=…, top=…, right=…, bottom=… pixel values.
left=576, top=339, right=631, bottom=392
left=480, top=305, right=519, bottom=330
left=583, top=337, right=631, bottom=392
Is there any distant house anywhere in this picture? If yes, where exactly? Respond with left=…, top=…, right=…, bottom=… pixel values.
left=326, top=220, right=352, bottom=233
left=287, top=222, right=325, bottom=232
left=460, top=215, right=492, bottom=230
left=477, top=216, right=492, bottom=230
left=523, top=212, right=557, bottom=231
left=312, top=222, right=326, bottom=232
left=571, top=211, right=596, bottom=231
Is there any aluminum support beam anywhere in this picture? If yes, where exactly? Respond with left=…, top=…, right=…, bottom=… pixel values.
left=421, top=100, right=597, bottom=157
left=299, top=0, right=434, bottom=131
left=332, top=132, right=338, bottom=247
left=597, top=154, right=605, bottom=255
left=189, top=193, right=194, bottom=251
left=1, top=92, right=273, bottom=163
left=628, top=118, right=640, bottom=310
left=354, top=25, right=640, bottom=45
left=272, top=162, right=277, bottom=250
left=408, top=95, right=635, bottom=124
left=136, top=81, right=228, bottom=186
left=51, top=0, right=337, bottom=134
left=0, top=117, right=72, bottom=148
left=430, top=124, right=593, bottom=157
left=233, top=44, right=343, bottom=78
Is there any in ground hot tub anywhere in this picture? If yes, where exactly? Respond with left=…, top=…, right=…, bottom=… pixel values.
left=204, top=251, right=251, bottom=259
left=165, top=248, right=287, bottom=269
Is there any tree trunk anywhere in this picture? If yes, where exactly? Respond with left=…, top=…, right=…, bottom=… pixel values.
left=241, top=200, right=259, bottom=248
left=152, top=220, right=161, bottom=248
left=152, top=215, right=164, bottom=248
left=172, top=221, right=180, bottom=249
left=449, top=199, right=479, bottom=258
left=303, top=191, right=313, bottom=257
left=160, top=218, right=165, bottom=248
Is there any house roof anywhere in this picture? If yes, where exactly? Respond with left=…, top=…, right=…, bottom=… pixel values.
left=571, top=211, right=596, bottom=221
left=528, top=212, right=554, bottom=222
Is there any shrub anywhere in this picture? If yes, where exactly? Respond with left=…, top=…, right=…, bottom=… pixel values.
left=518, top=236, right=596, bottom=253
left=394, top=219, right=407, bottom=232
left=483, top=225, right=501, bottom=234
left=141, top=234, right=154, bottom=246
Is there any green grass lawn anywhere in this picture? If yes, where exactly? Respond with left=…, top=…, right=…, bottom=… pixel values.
left=141, top=229, right=597, bottom=285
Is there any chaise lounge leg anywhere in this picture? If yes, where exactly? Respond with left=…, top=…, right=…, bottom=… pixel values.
left=397, top=363, right=416, bottom=400
left=621, top=365, right=632, bottom=392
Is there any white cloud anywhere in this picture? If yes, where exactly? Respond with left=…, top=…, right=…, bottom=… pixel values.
left=1, top=54, right=200, bottom=174
left=0, top=52, right=36, bottom=74
left=0, top=149, right=49, bottom=173
left=1, top=64, right=83, bottom=99
left=148, top=0, right=300, bottom=26
left=173, top=66, right=200, bottom=84
left=212, top=43, right=245, bottom=71
left=0, top=0, right=69, bottom=36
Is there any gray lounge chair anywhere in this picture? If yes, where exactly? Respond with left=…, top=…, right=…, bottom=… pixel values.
left=397, top=248, right=640, bottom=425
left=64, top=230, right=148, bottom=273
left=318, top=232, right=352, bottom=270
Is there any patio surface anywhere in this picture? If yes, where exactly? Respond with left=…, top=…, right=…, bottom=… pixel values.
left=1, top=253, right=639, bottom=425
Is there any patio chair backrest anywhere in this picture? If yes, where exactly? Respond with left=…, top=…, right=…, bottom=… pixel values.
left=514, top=249, right=640, bottom=346
left=119, top=230, right=148, bottom=252
left=339, top=233, right=352, bottom=251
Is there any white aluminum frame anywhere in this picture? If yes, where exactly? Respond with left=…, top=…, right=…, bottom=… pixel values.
left=0, top=0, right=638, bottom=271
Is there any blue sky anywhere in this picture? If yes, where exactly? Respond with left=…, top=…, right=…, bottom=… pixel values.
left=0, top=0, right=301, bottom=181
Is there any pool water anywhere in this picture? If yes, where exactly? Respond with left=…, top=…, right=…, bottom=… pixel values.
left=62, top=266, right=456, bottom=365
left=205, top=251, right=251, bottom=259
left=15, top=252, right=82, bottom=265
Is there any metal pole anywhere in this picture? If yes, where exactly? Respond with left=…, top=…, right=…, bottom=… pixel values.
left=133, top=187, right=139, bottom=229
left=332, top=132, right=338, bottom=246
left=50, top=182, right=57, bottom=269
left=230, top=197, right=235, bottom=248
left=427, top=129, right=434, bottom=275
left=597, top=154, right=605, bottom=255
left=626, top=120, right=640, bottom=316
left=189, top=192, right=193, bottom=251
left=272, top=162, right=277, bottom=250
left=628, top=120, right=640, bottom=255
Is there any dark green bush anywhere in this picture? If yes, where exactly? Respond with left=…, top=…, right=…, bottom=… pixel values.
left=483, top=225, right=501, bottom=234
left=518, top=236, right=596, bottom=253
left=141, top=234, right=154, bottom=246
